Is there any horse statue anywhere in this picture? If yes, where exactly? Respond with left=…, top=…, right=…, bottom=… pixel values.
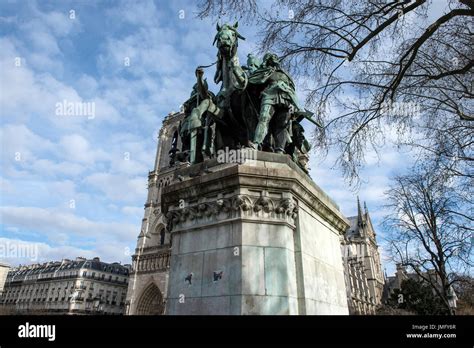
left=173, top=22, right=253, bottom=165
left=172, top=23, right=321, bottom=172
left=212, top=22, right=253, bottom=150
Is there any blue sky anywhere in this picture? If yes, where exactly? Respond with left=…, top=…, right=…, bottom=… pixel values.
left=0, top=0, right=442, bottom=273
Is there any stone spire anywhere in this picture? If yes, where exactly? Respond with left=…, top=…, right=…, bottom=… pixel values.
left=357, top=196, right=364, bottom=229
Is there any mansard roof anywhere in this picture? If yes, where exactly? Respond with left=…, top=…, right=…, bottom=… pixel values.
left=6, top=257, right=129, bottom=280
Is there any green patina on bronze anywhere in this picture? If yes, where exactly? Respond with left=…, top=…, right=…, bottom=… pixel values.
left=172, top=23, right=322, bottom=172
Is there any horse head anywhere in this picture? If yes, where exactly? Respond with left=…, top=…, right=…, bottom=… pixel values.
left=213, top=22, right=245, bottom=58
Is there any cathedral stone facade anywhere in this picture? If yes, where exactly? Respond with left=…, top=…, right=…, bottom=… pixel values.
left=125, top=112, right=183, bottom=315
left=341, top=199, right=385, bottom=314
left=126, top=112, right=385, bottom=315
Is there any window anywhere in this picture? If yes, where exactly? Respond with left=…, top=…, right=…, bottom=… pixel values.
left=160, top=229, right=165, bottom=245
left=82, top=271, right=87, bottom=277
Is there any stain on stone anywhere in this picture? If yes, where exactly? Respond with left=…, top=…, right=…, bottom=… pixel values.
left=185, top=273, right=193, bottom=284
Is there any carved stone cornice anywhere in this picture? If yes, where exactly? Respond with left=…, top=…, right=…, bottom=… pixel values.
left=161, top=153, right=350, bottom=233
left=132, top=250, right=170, bottom=261
left=165, top=195, right=298, bottom=232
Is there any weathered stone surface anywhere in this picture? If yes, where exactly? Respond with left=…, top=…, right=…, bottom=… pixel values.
left=167, top=252, right=204, bottom=299
left=264, top=247, right=297, bottom=297
left=201, top=248, right=241, bottom=297
left=241, top=246, right=265, bottom=295
left=163, top=153, right=350, bottom=315
left=241, top=222, right=294, bottom=250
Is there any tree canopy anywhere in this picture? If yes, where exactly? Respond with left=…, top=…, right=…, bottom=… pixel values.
left=197, top=0, right=473, bottom=183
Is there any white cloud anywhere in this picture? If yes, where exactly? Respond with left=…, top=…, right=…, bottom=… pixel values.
left=59, top=134, right=109, bottom=164
left=31, top=159, right=85, bottom=177
left=1, top=37, right=122, bottom=129
left=0, top=237, right=132, bottom=266
left=38, top=10, right=78, bottom=37
left=1, top=126, right=90, bottom=178
left=84, top=173, right=146, bottom=202
left=0, top=177, right=15, bottom=200
left=105, top=0, right=162, bottom=27
left=27, top=30, right=61, bottom=55
left=0, top=206, right=136, bottom=243
left=0, top=124, right=55, bottom=163
left=76, top=74, right=99, bottom=98
left=97, top=28, right=185, bottom=78
left=121, top=206, right=143, bottom=219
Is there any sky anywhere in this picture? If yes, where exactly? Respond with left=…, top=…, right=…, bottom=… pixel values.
left=0, top=0, right=449, bottom=274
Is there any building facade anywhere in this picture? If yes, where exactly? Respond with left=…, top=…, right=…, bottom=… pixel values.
left=0, top=257, right=130, bottom=315
left=0, top=263, right=10, bottom=296
left=125, top=111, right=184, bottom=315
left=341, top=199, right=385, bottom=314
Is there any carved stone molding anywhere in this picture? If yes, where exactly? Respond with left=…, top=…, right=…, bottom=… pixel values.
left=132, top=250, right=171, bottom=273
left=275, top=198, right=298, bottom=219
left=165, top=194, right=298, bottom=231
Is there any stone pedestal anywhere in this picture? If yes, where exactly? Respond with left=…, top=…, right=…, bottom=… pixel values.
left=162, top=151, right=350, bottom=315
